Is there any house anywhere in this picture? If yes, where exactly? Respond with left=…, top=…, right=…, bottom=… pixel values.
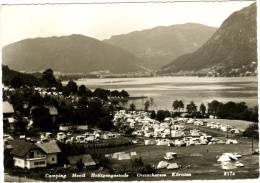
left=10, top=141, right=61, bottom=169
left=3, top=101, right=15, bottom=129
left=67, top=154, right=96, bottom=169
left=3, top=101, right=15, bottom=118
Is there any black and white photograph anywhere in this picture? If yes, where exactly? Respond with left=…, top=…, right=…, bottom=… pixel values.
left=1, top=0, right=259, bottom=182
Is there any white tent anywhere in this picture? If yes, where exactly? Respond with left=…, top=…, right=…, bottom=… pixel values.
left=101, top=134, right=109, bottom=139
left=117, top=153, right=131, bottom=160
left=157, top=161, right=168, bottom=169
left=112, top=152, right=125, bottom=159
left=222, top=153, right=238, bottom=160
left=167, top=163, right=179, bottom=169
left=217, top=154, right=237, bottom=162
left=144, top=140, right=151, bottom=145
left=130, top=152, right=137, bottom=156
left=230, top=129, right=240, bottom=134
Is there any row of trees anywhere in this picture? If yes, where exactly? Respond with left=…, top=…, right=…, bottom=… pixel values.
left=63, top=80, right=129, bottom=99
left=170, top=99, right=257, bottom=122
left=3, top=66, right=130, bottom=101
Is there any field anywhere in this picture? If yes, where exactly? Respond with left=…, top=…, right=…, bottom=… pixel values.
left=52, top=136, right=259, bottom=182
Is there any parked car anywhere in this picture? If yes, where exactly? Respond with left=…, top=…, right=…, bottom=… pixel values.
left=233, top=153, right=242, bottom=158
left=235, top=161, right=244, bottom=167
left=3, top=134, right=14, bottom=141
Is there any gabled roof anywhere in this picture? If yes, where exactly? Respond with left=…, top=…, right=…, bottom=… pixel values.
left=10, top=141, right=40, bottom=157
left=36, top=142, right=61, bottom=154
left=67, top=154, right=96, bottom=166
left=3, top=101, right=14, bottom=114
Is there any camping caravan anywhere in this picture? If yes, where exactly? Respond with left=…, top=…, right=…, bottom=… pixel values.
left=164, top=152, right=178, bottom=160
left=171, top=130, right=183, bottom=137
left=157, top=161, right=168, bottom=169
left=230, top=129, right=240, bottom=134
left=221, top=161, right=237, bottom=170
left=167, top=163, right=179, bottom=170
left=175, top=139, right=184, bottom=146
left=190, top=130, right=200, bottom=137
left=226, top=139, right=238, bottom=144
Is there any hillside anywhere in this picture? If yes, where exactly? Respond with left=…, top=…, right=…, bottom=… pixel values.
left=2, top=65, right=41, bottom=88
left=2, top=34, right=146, bottom=74
left=104, top=23, right=217, bottom=69
left=159, top=3, right=257, bottom=76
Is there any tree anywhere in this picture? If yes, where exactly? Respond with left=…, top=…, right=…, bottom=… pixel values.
left=243, top=123, right=259, bottom=139
left=76, top=158, right=84, bottom=172
left=172, top=100, right=179, bottom=110
left=150, top=110, right=156, bottom=119
left=10, top=75, right=23, bottom=88
left=77, top=96, right=89, bottom=106
left=129, top=103, right=136, bottom=111
left=200, top=103, right=206, bottom=114
left=120, top=90, right=130, bottom=98
left=31, top=106, right=53, bottom=131
left=186, top=101, right=197, bottom=114
left=144, top=100, right=150, bottom=111
left=93, top=88, right=110, bottom=100
left=110, top=90, right=119, bottom=97
left=172, top=100, right=184, bottom=112
left=208, top=100, right=222, bottom=116
left=77, top=85, right=87, bottom=96
left=41, top=69, right=57, bottom=87
left=9, top=91, right=25, bottom=112
left=156, top=110, right=165, bottom=122
left=97, top=115, right=114, bottom=131
left=164, top=110, right=171, bottom=118
left=63, top=80, right=78, bottom=95
left=179, top=100, right=184, bottom=110
left=28, top=91, right=43, bottom=107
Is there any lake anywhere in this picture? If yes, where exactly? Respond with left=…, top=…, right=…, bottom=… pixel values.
left=72, top=76, right=258, bottom=111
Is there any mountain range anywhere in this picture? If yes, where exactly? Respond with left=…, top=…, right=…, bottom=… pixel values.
left=104, top=23, right=217, bottom=69
left=1, top=3, right=256, bottom=75
left=159, top=3, right=257, bottom=74
left=2, top=34, right=146, bottom=74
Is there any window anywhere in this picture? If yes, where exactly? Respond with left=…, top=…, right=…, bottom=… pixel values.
left=52, top=158, right=55, bottom=162
left=34, top=161, right=46, bottom=165
left=29, top=152, right=34, bottom=158
left=37, top=151, right=39, bottom=155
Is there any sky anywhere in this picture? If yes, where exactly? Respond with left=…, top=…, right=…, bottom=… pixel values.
left=0, top=0, right=256, bottom=47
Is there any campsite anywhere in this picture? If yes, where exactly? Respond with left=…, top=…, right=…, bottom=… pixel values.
left=53, top=136, right=259, bottom=181
left=4, top=108, right=259, bottom=181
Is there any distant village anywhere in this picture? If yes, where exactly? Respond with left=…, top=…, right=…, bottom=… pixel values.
left=19, top=61, right=258, bottom=82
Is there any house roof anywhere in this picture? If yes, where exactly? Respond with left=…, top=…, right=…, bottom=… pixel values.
left=3, top=101, right=14, bottom=114
left=67, top=154, right=96, bottom=166
left=10, top=141, right=40, bottom=157
left=36, top=142, right=61, bottom=154
left=47, top=106, right=58, bottom=115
